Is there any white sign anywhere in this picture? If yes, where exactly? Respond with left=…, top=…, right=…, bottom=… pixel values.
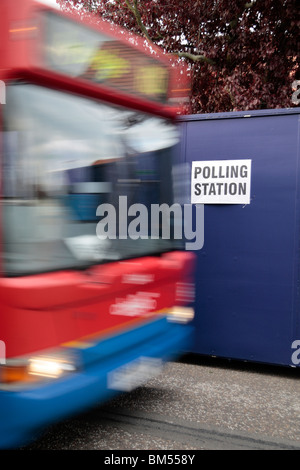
left=107, top=356, right=163, bottom=392
left=191, top=159, right=252, bottom=204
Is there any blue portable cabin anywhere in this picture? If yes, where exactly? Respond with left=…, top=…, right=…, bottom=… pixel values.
left=179, top=107, right=300, bottom=367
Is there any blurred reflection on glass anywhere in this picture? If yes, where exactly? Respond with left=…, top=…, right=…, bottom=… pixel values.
left=2, top=84, right=182, bottom=276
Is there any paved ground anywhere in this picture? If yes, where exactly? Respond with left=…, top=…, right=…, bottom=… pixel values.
left=22, top=355, right=300, bottom=450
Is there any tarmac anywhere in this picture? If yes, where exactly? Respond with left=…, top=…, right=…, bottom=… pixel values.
left=23, top=354, right=300, bottom=450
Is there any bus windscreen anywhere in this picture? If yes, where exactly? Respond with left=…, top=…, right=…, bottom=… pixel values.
left=2, top=83, right=182, bottom=276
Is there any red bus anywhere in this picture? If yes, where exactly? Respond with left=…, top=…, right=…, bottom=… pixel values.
left=0, top=0, right=195, bottom=448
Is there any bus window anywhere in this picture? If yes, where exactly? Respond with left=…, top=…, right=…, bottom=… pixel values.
left=2, top=83, right=181, bottom=276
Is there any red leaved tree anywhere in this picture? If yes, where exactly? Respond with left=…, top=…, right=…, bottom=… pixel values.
left=57, top=0, right=299, bottom=114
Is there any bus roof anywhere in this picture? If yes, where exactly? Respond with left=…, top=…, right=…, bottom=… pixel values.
left=0, top=0, right=190, bottom=118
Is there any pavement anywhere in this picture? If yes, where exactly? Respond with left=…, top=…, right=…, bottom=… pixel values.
left=22, top=354, right=300, bottom=450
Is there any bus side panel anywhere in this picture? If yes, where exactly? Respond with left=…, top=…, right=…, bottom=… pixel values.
left=182, top=110, right=300, bottom=367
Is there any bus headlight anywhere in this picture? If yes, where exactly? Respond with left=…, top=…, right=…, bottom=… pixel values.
left=28, top=355, right=76, bottom=379
left=0, top=348, right=79, bottom=390
left=167, top=306, right=195, bottom=324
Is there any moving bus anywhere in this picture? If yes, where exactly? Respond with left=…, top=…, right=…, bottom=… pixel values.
left=0, top=0, right=194, bottom=448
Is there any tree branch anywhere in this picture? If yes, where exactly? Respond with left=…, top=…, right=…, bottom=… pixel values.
left=245, top=1, right=256, bottom=8
left=123, top=0, right=152, bottom=42
left=118, top=0, right=215, bottom=65
left=175, top=52, right=215, bottom=65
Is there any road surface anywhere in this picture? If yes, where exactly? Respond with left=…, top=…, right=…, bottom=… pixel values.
left=21, top=355, right=300, bottom=450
